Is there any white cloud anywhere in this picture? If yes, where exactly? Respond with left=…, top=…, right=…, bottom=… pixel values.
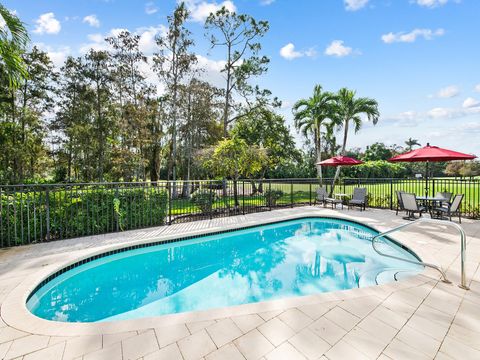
left=344, top=0, right=369, bottom=11
left=183, top=0, right=236, bottom=23
left=83, top=14, right=100, bottom=28
left=195, top=54, right=227, bottom=88
left=435, top=85, right=460, bottom=98
left=33, top=12, right=61, bottom=34
left=427, top=106, right=480, bottom=119
left=35, top=42, right=71, bottom=68
left=474, top=84, right=480, bottom=93
left=279, top=43, right=316, bottom=60
left=460, top=122, right=480, bottom=133
left=80, top=25, right=166, bottom=55
left=463, top=97, right=480, bottom=108
left=260, top=0, right=275, bottom=5
left=137, top=25, right=167, bottom=54
left=415, top=0, right=449, bottom=8
left=385, top=103, right=480, bottom=127
left=145, top=2, right=159, bottom=15
left=381, top=28, right=444, bottom=43
left=324, top=40, right=353, bottom=57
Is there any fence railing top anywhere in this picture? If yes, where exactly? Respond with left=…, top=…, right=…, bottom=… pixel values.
left=0, top=177, right=478, bottom=188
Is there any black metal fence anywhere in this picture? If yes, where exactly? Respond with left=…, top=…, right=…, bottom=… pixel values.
left=1, top=177, right=479, bottom=247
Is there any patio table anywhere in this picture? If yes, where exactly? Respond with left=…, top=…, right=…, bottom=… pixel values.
left=334, top=193, right=349, bottom=203
left=416, top=196, right=449, bottom=218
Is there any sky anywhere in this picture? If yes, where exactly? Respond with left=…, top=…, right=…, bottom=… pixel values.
left=3, top=0, right=480, bottom=155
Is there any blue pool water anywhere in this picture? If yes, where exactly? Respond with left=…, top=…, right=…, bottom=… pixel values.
left=27, top=217, right=422, bottom=323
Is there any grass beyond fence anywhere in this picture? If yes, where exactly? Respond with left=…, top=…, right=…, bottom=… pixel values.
left=1, top=177, right=479, bottom=247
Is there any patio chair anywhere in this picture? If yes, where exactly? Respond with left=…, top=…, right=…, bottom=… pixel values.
left=401, top=192, right=426, bottom=220
left=395, top=190, right=405, bottom=215
left=313, top=187, right=328, bottom=206
left=348, top=187, right=367, bottom=211
left=433, top=194, right=464, bottom=223
left=435, top=191, right=452, bottom=208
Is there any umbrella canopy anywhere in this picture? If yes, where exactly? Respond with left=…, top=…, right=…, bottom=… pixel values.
left=388, top=143, right=476, bottom=197
left=317, top=155, right=363, bottom=167
left=389, top=143, right=476, bottom=163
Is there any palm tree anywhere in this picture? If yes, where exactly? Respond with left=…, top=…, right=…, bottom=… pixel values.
left=405, top=138, right=421, bottom=152
left=331, top=88, right=380, bottom=192
left=0, top=4, right=30, bottom=88
left=292, top=85, right=335, bottom=184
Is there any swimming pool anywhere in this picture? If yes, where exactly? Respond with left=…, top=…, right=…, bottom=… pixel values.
left=27, top=217, right=423, bottom=323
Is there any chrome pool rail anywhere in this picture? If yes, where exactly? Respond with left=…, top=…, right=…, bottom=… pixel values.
left=371, top=218, right=469, bottom=290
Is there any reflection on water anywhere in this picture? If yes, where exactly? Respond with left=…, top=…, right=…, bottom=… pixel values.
left=27, top=218, right=422, bottom=322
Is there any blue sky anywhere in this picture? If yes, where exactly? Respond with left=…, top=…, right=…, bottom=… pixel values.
left=4, top=0, right=480, bottom=155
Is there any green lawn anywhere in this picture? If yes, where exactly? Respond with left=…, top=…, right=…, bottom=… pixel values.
left=169, top=179, right=480, bottom=219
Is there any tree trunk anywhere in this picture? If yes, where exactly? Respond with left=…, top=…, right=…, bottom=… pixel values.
left=222, top=43, right=232, bottom=137
left=330, top=119, right=349, bottom=196
left=316, top=127, right=323, bottom=185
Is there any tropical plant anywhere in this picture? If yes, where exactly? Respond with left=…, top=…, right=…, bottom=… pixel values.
left=292, top=85, right=336, bottom=183
left=0, top=4, right=30, bottom=88
left=405, top=137, right=421, bottom=152
left=203, top=137, right=267, bottom=209
left=331, top=88, right=380, bottom=193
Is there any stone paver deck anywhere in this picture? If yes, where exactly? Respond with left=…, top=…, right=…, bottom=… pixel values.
left=0, top=207, right=479, bottom=360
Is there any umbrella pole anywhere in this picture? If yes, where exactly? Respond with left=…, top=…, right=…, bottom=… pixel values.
left=425, top=161, right=429, bottom=198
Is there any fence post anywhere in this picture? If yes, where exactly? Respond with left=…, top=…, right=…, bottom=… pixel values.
left=209, top=181, right=213, bottom=220
left=390, top=178, right=393, bottom=210
left=45, top=187, right=50, bottom=241
left=309, top=183, right=312, bottom=205
left=432, top=178, right=435, bottom=197
left=167, top=181, right=172, bottom=225
left=269, top=180, right=272, bottom=211
left=242, top=181, right=245, bottom=215
left=290, top=180, right=294, bottom=208
left=115, top=185, right=119, bottom=232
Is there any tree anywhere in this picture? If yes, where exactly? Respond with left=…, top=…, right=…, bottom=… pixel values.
left=153, top=2, right=196, bottom=188
left=293, top=85, right=335, bottom=182
left=232, top=108, right=299, bottom=192
left=0, top=46, right=55, bottom=183
left=107, top=30, right=151, bottom=181
left=51, top=56, right=92, bottom=181
left=178, top=78, right=222, bottom=189
left=0, top=4, right=29, bottom=88
left=205, top=7, right=274, bottom=136
left=405, top=137, right=421, bottom=152
left=362, top=142, right=393, bottom=161
left=331, top=88, right=379, bottom=192
left=203, top=137, right=267, bottom=209
left=83, top=49, right=114, bottom=181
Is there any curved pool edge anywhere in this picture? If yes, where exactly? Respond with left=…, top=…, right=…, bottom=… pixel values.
left=1, top=209, right=440, bottom=337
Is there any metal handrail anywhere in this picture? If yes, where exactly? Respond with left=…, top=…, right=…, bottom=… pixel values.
left=371, top=218, right=469, bottom=290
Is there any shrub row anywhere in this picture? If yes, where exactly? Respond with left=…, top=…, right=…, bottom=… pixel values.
left=1, top=187, right=168, bottom=246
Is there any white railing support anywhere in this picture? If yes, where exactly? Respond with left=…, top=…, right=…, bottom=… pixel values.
left=372, top=218, right=469, bottom=290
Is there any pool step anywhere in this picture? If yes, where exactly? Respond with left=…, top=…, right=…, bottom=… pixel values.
left=359, top=269, right=417, bottom=287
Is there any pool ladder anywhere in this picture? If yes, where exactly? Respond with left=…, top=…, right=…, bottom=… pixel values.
left=371, top=218, right=469, bottom=290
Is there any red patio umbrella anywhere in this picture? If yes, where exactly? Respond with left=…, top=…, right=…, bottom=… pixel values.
left=317, top=156, right=363, bottom=193
left=389, top=143, right=476, bottom=196
left=317, top=155, right=363, bottom=166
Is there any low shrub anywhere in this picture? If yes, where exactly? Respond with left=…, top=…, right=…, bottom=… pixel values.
left=0, top=186, right=168, bottom=245
left=264, top=189, right=284, bottom=207
left=191, top=189, right=216, bottom=213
